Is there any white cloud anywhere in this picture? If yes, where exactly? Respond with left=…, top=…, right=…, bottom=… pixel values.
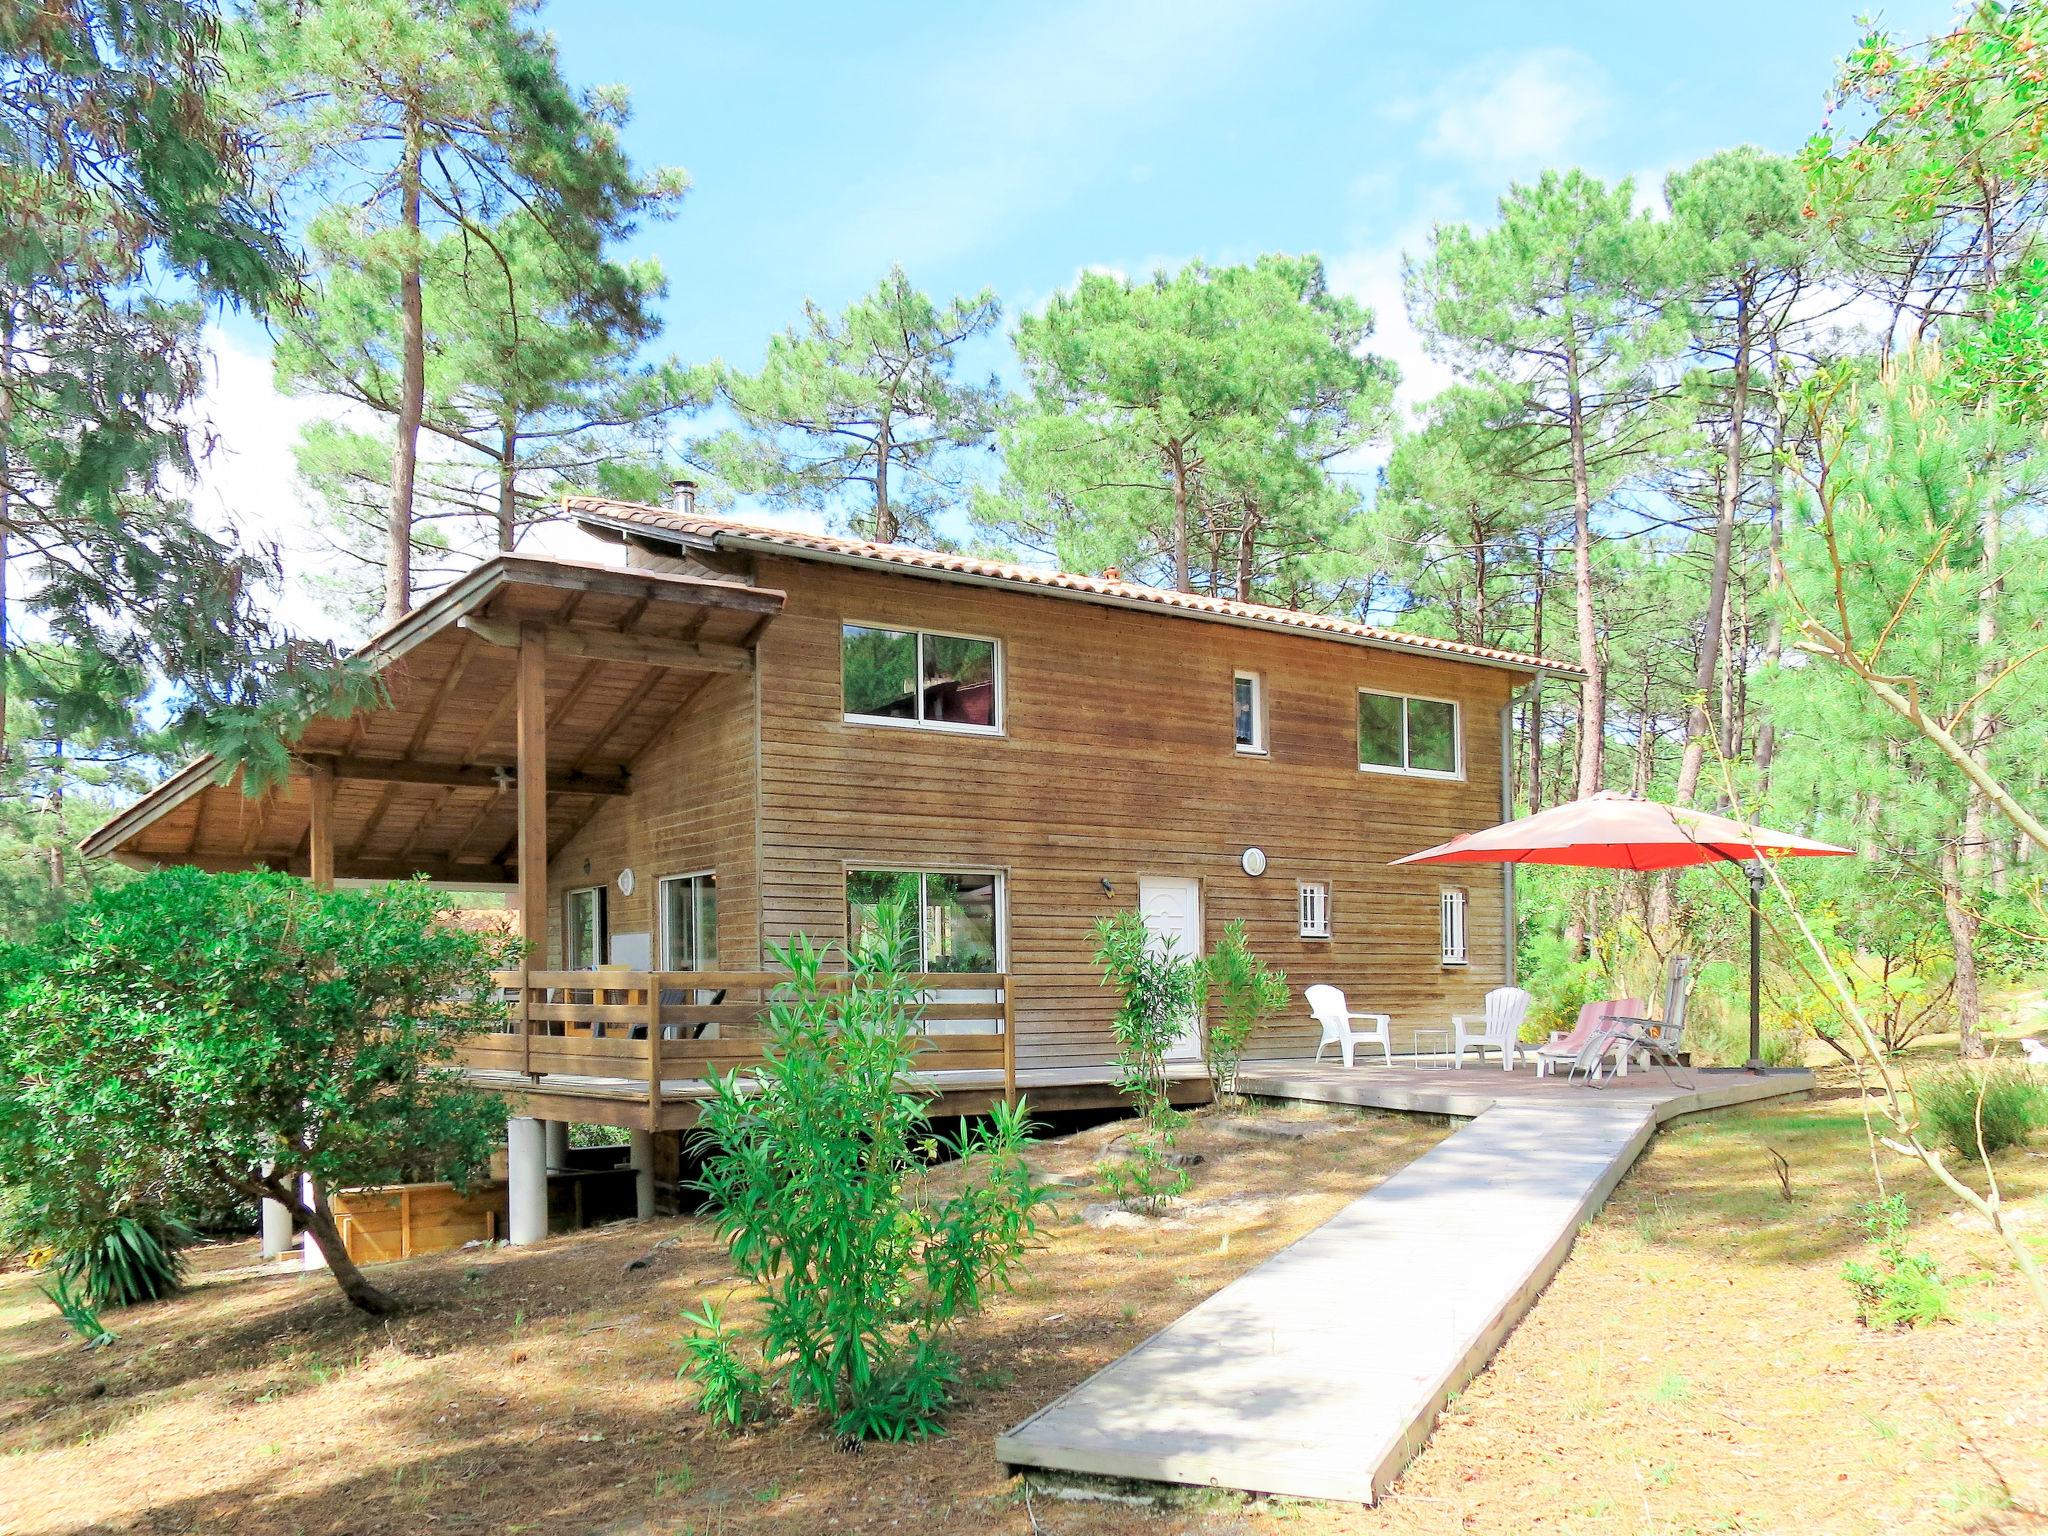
left=1325, top=193, right=1463, bottom=425
left=1416, top=48, right=1611, bottom=179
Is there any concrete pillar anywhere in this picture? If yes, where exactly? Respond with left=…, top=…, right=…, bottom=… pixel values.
left=259, top=1162, right=294, bottom=1260
left=544, top=1119, right=570, bottom=1170
left=629, top=1129, right=656, bottom=1221
left=507, top=1116, right=547, bottom=1245
left=299, top=1172, right=328, bottom=1271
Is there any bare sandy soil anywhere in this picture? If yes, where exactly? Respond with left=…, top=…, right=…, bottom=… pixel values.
left=2, top=1082, right=2043, bottom=1536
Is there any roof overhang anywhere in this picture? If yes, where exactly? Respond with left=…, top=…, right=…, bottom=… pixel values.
left=571, top=503, right=1584, bottom=681
left=84, top=554, right=784, bottom=882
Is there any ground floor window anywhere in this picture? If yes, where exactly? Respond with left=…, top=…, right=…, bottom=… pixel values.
left=564, top=885, right=607, bottom=969
left=1440, top=887, right=1469, bottom=966
left=658, top=872, right=718, bottom=970
left=1298, top=880, right=1331, bottom=939
left=847, top=869, right=1003, bottom=973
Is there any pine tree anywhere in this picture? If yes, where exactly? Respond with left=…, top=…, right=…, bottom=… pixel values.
left=232, top=0, right=686, bottom=622
left=697, top=268, right=1003, bottom=546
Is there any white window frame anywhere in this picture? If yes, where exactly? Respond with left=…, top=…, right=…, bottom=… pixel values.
left=1440, top=887, right=1469, bottom=967
left=1233, top=669, right=1266, bottom=755
left=845, top=865, right=1008, bottom=974
left=563, top=884, right=607, bottom=970
left=1356, top=687, right=1464, bottom=781
left=842, top=622, right=1005, bottom=737
left=1298, top=880, right=1331, bottom=940
left=656, top=870, right=718, bottom=971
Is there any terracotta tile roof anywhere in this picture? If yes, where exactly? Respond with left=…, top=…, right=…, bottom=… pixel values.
left=566, top=497, right=1584, bottom=678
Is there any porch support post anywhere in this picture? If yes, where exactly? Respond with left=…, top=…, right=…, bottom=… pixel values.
left=544, top=1119, right=569, bottom=1170
left=506, top=1116, right=547, bottom=1245
left=259, top=1161, right=293, bottom=1259
left=306, top=761, right=336, bottom=891
left=515, top=623, right=549, bottom=1065
left=628, top=1129, right=656, bottom=1220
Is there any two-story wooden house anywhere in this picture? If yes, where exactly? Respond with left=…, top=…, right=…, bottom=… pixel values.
left=85, top=496, right=1578, bottom=1239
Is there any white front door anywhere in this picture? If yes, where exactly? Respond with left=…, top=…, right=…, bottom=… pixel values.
left=1138, top=876, right=1204, bottom=1062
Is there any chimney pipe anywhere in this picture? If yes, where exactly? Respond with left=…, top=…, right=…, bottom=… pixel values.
left=669, top=477, right=698, bottom=516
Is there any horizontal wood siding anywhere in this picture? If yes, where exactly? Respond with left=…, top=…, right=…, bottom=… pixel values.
left=750, top=556, right=1520, bottom=1069
left=547, top=670, right=761, bottom=970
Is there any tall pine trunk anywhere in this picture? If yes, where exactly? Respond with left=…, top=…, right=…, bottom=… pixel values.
left=1526, top=536, right=1546, bottom=814
left=1169, top=441, right=1191, bottom=593
left=0, top=304, right=14, bottom=775
left=1565, top=346, right=1604, bottom=799
left=873, top=415, right=895, bottom=543
left=496, top=422, right=517, bottom=552
left=1753, top=431, right=1787, bottom=793
left=1940, top=841, right=1984, bottom=1061
left=384, top=110, right=426, bottom=626
left=1674, top=292, right=1750, bottom=809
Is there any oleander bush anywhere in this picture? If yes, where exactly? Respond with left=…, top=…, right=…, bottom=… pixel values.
left=685, top=902, right=1048, bottom=1442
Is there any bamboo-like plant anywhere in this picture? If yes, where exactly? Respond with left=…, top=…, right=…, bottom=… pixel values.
left=1201, top=920, right=1288, bottom=1107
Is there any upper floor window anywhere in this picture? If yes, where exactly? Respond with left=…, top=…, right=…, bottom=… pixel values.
left=1357, top=689, right=1461, bottom=778
left=564, top=884, right=607, bottom=970
left=843, top=624, right=1001, bottom=734
left=1233, top=671, right=1265, bottom=754
left=658, top=871, right=718, bottom=971
left=1440, top=887, right=1469, bottom=966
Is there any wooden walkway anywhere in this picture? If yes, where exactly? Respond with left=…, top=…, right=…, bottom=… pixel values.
left=996, top=1063, right=1812, bottom=1506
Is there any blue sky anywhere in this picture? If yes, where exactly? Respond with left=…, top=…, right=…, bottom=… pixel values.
left=198, top=0, right=1957, bottom=635
left=542, top=0, right=1952, bottom=381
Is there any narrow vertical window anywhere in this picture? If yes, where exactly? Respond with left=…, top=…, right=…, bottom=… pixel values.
left=564, top=885, right=607, bottom=970
left=658, top=872, right=718, bottom=970
left=1233, top=671, right=1264, bottom=753
left=1440, top=888, right=1469, bottom=966
left=1298, top=881, right=1331, bottom=939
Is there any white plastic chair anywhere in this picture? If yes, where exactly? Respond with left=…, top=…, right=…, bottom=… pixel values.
left=1534, top=997, right=1645, bottom=1079
left=1306, top=985, right=1393, bottom=1068
left=1452, top=987, right=1533, bottom=1071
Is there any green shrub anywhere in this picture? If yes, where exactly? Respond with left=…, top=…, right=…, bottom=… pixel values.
left=1095, top=1139, right=1190, bottom=1214
left=55, top=1212, right=194, bottom=1309
left=1913, top=1064, right=2048, bottom=1161
left=686, top=904, right=1048, bottom=1443
left=676, top=1302, right=768, bottom=1430
left=39, top=1273, right=116, bottom=1348
left=1842, top=1195, right=1951, bottom=1328
left=1200, top=920, right=1287, bottom=1106
left=1092, top=909, right=1203, bottom=1127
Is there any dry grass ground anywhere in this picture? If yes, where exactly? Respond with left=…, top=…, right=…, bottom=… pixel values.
left=2, top=1082, right=2043, bottom=1536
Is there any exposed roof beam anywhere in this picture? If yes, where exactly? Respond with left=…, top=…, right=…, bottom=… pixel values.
left=299, top=754, right=631, bottom=797
left=457, top=616, right=753, bottom=673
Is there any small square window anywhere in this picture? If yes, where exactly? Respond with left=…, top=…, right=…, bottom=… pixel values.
left=1299, top=881, right=1331, bottom=939
left=1233, top=671, right=1264, bottom=753
left=1440, top=888, right=1469, bottom=966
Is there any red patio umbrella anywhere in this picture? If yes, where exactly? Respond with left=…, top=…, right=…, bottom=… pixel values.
left=1393, top=791, right=1853, bottom=1069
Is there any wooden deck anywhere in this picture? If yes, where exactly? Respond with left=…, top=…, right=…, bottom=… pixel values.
left=460, top=1059, right=1212, bottom=1129
left=997, top=1062, right=1813, bottom=1505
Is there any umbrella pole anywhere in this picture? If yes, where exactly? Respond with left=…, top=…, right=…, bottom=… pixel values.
left=1746, top=861, right=1766, bottom=1072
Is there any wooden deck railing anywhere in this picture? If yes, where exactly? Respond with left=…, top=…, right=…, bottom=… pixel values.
left=454, top=968, right=1018, bottom=1108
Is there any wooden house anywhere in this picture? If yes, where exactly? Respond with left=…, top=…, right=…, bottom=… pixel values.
left=84, top=496, right=1579, bottom=1240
